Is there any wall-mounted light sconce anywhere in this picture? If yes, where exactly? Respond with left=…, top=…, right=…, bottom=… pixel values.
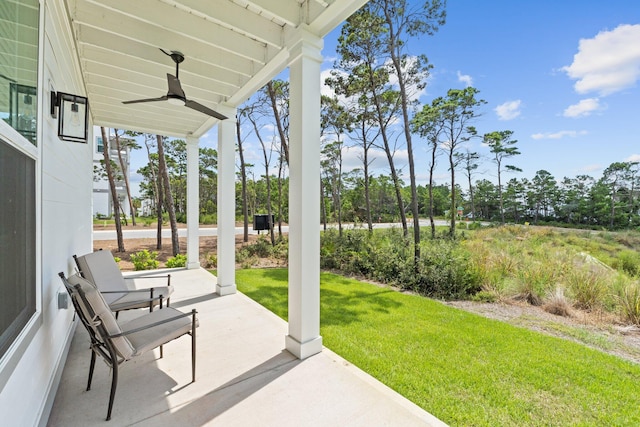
left=51, top=91, right=89, bottom=143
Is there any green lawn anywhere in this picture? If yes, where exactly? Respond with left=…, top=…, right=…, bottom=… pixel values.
left=234, top=268, right=640, bottom=427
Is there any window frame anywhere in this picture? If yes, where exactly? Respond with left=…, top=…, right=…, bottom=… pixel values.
left=0, top=0, right=43, bottom=393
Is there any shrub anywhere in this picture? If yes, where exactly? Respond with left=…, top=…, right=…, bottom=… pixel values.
left=543, top=287, right=572, bottom=317
left=617, top=250, right=640, bottom=276
left=113, top=256, right=121, bottom=263
left=513, top=264, right=554, bottom=306
left=618, top=283, right=640, bottom=325
left=130, top=249, right=159, bottom=271
left=200, top=213, right=217, bottom=224
left=202, top=252, right=217, bottom=268
left=143, top=218, right=153, bottom=227
left=566, top=269, right=607, bottom=310
left=166, top=254, right=187, bottom=268
left=407, top=238, right=480, bottom=299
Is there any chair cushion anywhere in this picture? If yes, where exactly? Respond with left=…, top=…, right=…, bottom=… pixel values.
left=76, top=250, right=128, bottom=304
left=67, top=274, right=135, bottom=360
left=108, top=288, right=169, bottom=312
left=120, top=307, right=197, bottom=357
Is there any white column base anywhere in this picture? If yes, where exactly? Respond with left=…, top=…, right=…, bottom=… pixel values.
left=285, top=335, right=323, bottom=360
left=187, top=261, right=200, bottom=270
left=216, top=282, right=237, bottom=296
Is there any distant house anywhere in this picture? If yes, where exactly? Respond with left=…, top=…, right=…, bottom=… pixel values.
left=92, top=130, right=131, bottom=219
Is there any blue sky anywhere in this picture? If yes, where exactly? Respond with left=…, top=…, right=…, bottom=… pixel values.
left=134, top=0, right=640, bottom=195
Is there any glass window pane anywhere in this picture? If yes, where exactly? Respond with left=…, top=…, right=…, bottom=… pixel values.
left=0, top=138, right=36, bottom=359
left=0, top=0, right=40, bottom=145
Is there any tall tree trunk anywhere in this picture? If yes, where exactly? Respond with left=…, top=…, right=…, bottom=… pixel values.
left=156, top=135, right=179, bottom=255
left=277, top=150, right=284, bottom=238
left=449, top=149, right=456, bottom=237
left=363, top=133, right=373, bottom=232
left=143, top=135, right=162, bottom=249
left=267, top=81, right=289, bottom=165
left=114, top=129, right=136, bottom=226
left=386, top=20, right=420, bottom=264
left=467, top=174, right=476, bottom=220
left=156, top=169, right=163, bottom=249
left=320, top=178, right=328, bottom=231
left=101, top=127, right=125, bottom=252
left=365, top=63, right=407, bottom=235
left=337, top=144, right=343, bottom=237
left=429, top=143, right=437, bottom=239
left=250, top=117, right=275, bottom=246
left=497, top=167, right=505, bottom=225
left=236, top=117, right=249, bottom=242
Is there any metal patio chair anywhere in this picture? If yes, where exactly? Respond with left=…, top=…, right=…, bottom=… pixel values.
left=74, top=250, right=173, bottom=315
left=58, top=272, right=197, bottom=421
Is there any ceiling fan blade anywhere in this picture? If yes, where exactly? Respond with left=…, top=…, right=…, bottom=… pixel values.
left=167, top=73, right=185, bottom=98
left=123, top=96, right=168, bottom=104
left=185, top=99, right=228, bottom=120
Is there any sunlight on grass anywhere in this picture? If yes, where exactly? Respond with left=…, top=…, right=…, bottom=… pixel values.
left=235, top=268, right=640, bottom=427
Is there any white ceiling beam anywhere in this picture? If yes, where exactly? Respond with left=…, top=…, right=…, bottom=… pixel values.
left=72, top=7, right=262, bottom=73
left=243, top=0, right=301, bottom=27
left=164, top=0, right=284, bottom=48
left=91, top=0, right=270, bottom=62
left=76, top=26, right=253, bottom=81
left=308, top=0, right=368, bottom=36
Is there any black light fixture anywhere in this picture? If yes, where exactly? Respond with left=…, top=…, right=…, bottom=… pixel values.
left=51, top=91, right=89, bottom=143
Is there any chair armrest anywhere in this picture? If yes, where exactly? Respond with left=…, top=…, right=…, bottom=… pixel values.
left=110, top=309, right=197, bottom=338
left=101, top=288, right=158, bottom=294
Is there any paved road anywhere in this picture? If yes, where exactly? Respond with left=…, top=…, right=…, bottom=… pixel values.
left=93, top=220, right=455, bottom=240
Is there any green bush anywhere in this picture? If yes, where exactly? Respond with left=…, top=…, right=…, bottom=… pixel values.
left=130, top=249, right=159, bottom=271
left=319, top=229, right=479, bottom=299
left=199, top=213, right=217, bottom=224
left=617, top=250, right=640, bottom=276
left=566, top=269, right=608, bottom=310
left=166, top=254, right=187, bottom=268
left=619, top=282, right=640, bottom=325
left=202, top=252, right=217, bottom=268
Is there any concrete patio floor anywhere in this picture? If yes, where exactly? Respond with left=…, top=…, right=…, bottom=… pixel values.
left=47, top=268, right=447, bottom=426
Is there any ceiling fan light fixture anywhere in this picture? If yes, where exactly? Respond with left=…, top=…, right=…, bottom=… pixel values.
left=167, top=95, right=184, bottom=106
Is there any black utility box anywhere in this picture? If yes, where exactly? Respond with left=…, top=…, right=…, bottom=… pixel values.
left=253, top=214, right=274, bottom=231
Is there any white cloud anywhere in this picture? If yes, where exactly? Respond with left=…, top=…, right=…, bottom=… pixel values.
left=579, top=164, right=603, bottom=174
left=495, top=100, right=522, bottom=120
left=321, top=68, right=341, bottom=98
left=562, top=24, right=640, bottom=96
left=625, top=154, right=640, bottom=162
left=563, top=98, right=602, bottom=117
left=531, top=130, right=588, bottom=140
left=457, top=71, right=473, bottom=87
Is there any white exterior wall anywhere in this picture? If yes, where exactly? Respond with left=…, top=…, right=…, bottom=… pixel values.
left=0, top=1, right=93, bottom=426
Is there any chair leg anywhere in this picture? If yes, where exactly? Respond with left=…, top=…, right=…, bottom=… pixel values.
left=87, top=351, right=96, bottom=391
left=192, top=309, right=197, bottom=382
left=106, top=363, right=118, bottom=421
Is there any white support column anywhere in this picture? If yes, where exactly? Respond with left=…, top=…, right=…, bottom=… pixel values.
left=186, top=136, right=200, bottom=269
left=285, top=27, right=323, bottom=360
left=216, top=106, right=238, bottom=295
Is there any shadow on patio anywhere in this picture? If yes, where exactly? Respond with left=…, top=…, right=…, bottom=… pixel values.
left=47, top=268, right=446, bottom=426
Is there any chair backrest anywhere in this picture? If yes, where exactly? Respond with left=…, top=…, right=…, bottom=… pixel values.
left=74, top=250, right=128, bottom=304
left=65, top=273, right=136, bottom=360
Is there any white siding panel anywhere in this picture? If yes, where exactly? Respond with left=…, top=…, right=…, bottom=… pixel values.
left=0, top=1, right=92, bottom=426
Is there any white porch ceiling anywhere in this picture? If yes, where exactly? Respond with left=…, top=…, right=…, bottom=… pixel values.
left=64, top=0, right=368, bottom=138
